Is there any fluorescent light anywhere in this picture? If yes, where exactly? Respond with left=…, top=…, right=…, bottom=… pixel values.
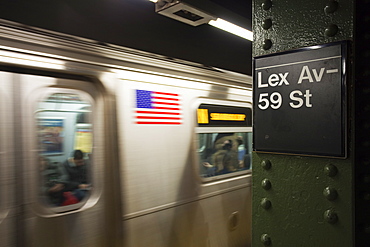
left=0, top=49, right=65, bottom=70
left=149, top=0, right=158, bottom=2
left=208, top=18, right=253, bottom=41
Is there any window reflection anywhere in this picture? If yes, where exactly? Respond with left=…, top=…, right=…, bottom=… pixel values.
left=199, top=132, right=252, bottom=177
left=37, top=92, right=93, bottom=207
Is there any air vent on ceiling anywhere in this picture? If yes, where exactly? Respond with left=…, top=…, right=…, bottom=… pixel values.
left=155, top=0, right=215, bottom=26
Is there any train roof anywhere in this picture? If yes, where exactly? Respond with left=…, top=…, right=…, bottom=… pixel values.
left=0, top=19, right=252, bottom=88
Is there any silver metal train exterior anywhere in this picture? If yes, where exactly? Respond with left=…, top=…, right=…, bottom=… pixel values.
left=0, top=19, right=252, bottom=247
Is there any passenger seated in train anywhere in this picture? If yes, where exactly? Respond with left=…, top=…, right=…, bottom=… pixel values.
left=203, top=133, right=239, bottom=176
left=62, top=150, right=90, bottom=203
left=40, top=156, right=67, bottom=206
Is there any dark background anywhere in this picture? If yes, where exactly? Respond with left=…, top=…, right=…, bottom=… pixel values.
left=0, top=0, right=252, bottom=75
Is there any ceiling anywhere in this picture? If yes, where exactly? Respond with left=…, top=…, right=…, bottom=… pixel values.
left=0, top=0, right=252, bottom=75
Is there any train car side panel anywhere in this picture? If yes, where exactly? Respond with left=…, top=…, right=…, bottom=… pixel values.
left=115, top=71, right=252, bottom=246
left=0, top=72, right=16, bottom=247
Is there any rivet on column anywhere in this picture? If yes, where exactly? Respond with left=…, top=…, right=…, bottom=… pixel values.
left=324, top=209, right=338, bottom=224
left=324, top=164, right=338, bottom=177
left=263, top=39, right=273, bottom=50
left=262, top=18, right=273, bottom=30
left=261, top=234, right=272, bottom=246
left=323, top=187, right=338, bottom=201
left=262, top=0, right=272, bottom=11
left=262, top=179, right=272, bottom=190
left=325, top=24, right=339, bottom=37
left=261, top=159, right=272, bottom=170
left=324, top=0, right=339, bottom=14
left=261, top=198, right=272, bottom=209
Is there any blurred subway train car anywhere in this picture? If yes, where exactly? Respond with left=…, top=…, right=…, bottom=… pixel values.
left=0, top=19, right=252, bottom=247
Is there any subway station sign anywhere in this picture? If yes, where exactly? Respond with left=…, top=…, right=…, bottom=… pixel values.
left=253, top=42, right=347, bottom=157
left=197, top=104, right=252, bottom=127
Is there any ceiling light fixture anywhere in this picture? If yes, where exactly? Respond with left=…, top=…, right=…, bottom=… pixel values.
left=150, top=0, right=253, bottom=41
left=155, top=0, right=214, bottom=26
left=209, top=18, right=253, bottom=41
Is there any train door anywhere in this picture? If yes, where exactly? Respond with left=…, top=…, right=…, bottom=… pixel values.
left=0, top=71, right=111, bottom=247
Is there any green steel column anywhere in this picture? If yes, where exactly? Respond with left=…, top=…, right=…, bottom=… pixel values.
left=251, top=0, right=370, bottom=246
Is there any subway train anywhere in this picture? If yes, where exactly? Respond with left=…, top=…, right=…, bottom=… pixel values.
left=0, top=19, right=253, bottom=247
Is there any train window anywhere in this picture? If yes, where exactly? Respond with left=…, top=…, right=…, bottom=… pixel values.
left=196, top=103, right=252, bottom=178
left=198, top=132, right=252, bottom=177
left=36, top=91, right=93, bottom=208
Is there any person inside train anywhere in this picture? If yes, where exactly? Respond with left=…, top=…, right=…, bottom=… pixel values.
left=203, top=133, right=239, bottom=176
left=40, top=156, right=67, bottom=206
left=237, top=136, right=246, bottom=168
left=62, top=149, right=90, bottom=202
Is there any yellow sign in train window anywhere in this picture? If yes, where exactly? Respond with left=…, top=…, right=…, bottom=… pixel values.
left=197, top=104, right=251, bottom=127
left=197, top=109, right=209, bottom=124
left=210, top=113, right=246, bottom=121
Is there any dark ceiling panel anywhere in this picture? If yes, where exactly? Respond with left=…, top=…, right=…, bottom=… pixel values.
left=209, top=0, right=251, bottom=20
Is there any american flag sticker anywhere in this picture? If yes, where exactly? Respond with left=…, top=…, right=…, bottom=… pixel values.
left=134, top=89, right=183, bottom=125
